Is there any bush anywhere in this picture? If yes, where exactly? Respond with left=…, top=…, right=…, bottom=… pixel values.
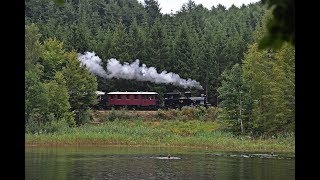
left=75, top=109, right=93, bottom=125
left=156, top=109, right=166, bottom=119
left=194, top=106, right=207, bottom=119
left=105, top=109, right=140, bottom=121
left=64, top=111, right=76, bottom=127
left=156, top=109, right=178, bottom=120
left=205, top=107, right=220, bottom=121
left=25, top=111, right=52, bottom=133
left=26, top=113, right=70, bottom=134
left=178, top=107, right=195, bottom=120
left=42, top=118, right=69, bottom=133
left=25, top=114, right=42, bottom=134
left=155, top=107, right=220, bottom=121
left=106, top=108, right=118, bottom=121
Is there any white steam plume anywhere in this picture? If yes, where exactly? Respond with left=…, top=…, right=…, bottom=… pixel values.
left=78, top=51, right=203, bottom=90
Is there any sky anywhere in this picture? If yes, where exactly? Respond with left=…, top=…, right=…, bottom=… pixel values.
left=138, top=0, right=261, bottom=14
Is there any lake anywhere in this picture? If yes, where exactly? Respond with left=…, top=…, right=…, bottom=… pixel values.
left=25, top=146, right=294, bottom=180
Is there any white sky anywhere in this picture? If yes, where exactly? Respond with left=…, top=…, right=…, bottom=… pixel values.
left=138, top=0, right=261, bottom=14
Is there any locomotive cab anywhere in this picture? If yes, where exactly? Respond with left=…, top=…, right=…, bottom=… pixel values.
left=164, top=92, right=181, bottom=109
left=94, top=91, right=107, bottom=109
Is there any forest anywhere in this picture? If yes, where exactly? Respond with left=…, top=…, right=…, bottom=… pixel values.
left=25, top=0, right=295, bottom=137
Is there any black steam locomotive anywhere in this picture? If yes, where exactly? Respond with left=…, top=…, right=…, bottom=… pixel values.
left=163, top=91, right=208, bottom=109
left=94, top=91, right=210, bottom=110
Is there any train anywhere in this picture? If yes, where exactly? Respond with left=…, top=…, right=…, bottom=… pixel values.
left=94, top=91, right=211, bottom=110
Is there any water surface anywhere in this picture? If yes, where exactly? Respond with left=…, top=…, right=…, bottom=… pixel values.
left=25, top=146, right=294, bottom=179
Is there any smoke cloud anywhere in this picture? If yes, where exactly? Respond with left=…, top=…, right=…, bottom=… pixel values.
left=78, top=52, right=203, bottom=90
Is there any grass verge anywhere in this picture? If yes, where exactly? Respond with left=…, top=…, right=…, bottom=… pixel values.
left=26, top=119, right=294, bottom=153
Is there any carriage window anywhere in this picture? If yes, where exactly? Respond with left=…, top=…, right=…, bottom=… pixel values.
left=117, top=95, right=121, bottom=99
left=134, top=95, right=138, bottom=99
left=126, top=95, right=130, bottom=100
left=110, top=95, right=114, bottom=99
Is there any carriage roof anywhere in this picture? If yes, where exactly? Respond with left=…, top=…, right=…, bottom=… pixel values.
left=107, top=92, right=158, bottom=95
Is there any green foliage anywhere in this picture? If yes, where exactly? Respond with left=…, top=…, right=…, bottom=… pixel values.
left=25, top=71, right=49, bottom=123
left=259, top=0, right=294, bottom=49
left=40, top=38, right=67, bottom=80
left=25, top=113, right=42, bottom=134
left=109, top=19, right=130, bottom=61
left=44, top=72, right=73, bottom=121
left=242, top=42, right=295, bottom=136
left=127, top=18, right=147, bottom=60
left=75, top=109, right=93, bottom=125
left=25, top=23, right=42, bottom=71
left=25, top=70, right=75, bottom=133
left=217, top=64, right=251, bottom=134
left=25, top=26, right=96, bottom=130
left=147, top=18, right=170, bottom=71
left=63, top=111, right=76, bottom=127
left=26, top=114, right=70, bottom=134
left=53, top=0, right=64, bottom=6
left=65, top=24, right=90, bottom=53
left=144, top=0, right=162, bottom=25
left=25, top=23, right=74, bottom=133
left=173, top=21, right=195, bottom=79
left=62, top=51, right=98, bottom=125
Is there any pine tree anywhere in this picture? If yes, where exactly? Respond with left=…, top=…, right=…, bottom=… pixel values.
left=128, top=17, right=148, bottom=61
left=65, top=23, right=90, bottom=53
left=144, top=0, right=162, bottom=25
left=109, top=19, right=130, bottom=61
left=173, top=21, right=195, bottom=79
left=147, top=17, right=169, bottom=71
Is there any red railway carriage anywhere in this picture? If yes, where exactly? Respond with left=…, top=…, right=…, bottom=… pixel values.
left=107, top=92, right=158, bottom=109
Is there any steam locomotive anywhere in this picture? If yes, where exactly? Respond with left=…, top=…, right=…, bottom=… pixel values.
left=94, top=91, right=210, bottom=110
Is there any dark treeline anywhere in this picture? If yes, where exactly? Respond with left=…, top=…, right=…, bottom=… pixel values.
left=25, top=0, right=294, bottom=137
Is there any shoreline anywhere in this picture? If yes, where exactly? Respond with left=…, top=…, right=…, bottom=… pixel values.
left=25, top=137, right=294, bottom=153
left=25, top=144, right=295, bottom=154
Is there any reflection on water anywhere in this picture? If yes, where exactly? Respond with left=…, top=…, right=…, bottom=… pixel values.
left=152, top=156, right=181, bottom=160
left=25, top=146, right=294, bottom=180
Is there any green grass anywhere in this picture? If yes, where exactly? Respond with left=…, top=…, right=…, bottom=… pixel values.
left=25, top=119, right=294, bottom=153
